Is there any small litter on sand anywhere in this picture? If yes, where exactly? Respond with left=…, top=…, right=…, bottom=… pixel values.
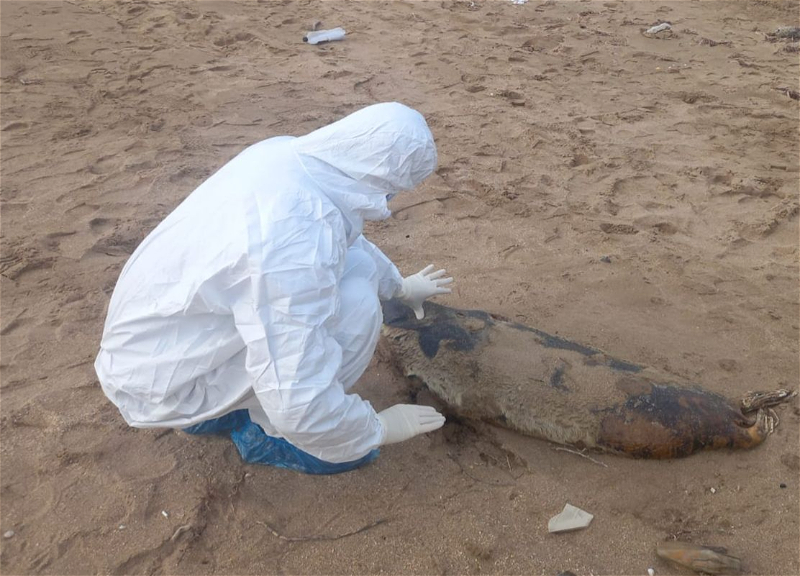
left=644, top=23, right=673, bottom=37
left=548, top=503, right=593, bottom=533
left=303, top=28, right=346, bottom=45
left=770, top=26, right=800, bottom=41
left=656, top=541, right=743, bottom=575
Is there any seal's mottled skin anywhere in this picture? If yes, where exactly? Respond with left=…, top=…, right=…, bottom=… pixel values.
left=381, top=300, right=779, bottom=459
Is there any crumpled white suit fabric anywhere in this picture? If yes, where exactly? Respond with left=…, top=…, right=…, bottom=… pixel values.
left=95, top=102, right=438, bottom=463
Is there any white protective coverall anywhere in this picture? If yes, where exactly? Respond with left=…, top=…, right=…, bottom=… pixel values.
left=95, top=102, right=439, bottom=464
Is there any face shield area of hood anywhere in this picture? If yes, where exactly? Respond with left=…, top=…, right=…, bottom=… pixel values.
left=291, top=103, right=438, bottom=231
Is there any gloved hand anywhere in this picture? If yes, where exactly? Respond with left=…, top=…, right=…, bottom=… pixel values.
left=397, top=264, right=453, bottom=320
left=377, top=404, right=445, bottom=445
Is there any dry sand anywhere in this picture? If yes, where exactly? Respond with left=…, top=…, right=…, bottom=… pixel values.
left=1, top=0, right=798, bottom=574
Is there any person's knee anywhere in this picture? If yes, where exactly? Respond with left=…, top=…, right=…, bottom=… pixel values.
left=336, top=276, right=382, bottom=389
left=339, top=276, right=380, bottom=321
left=343, top=247, right=378, bottom=284
left=337, top=257, right=382, bottom=389
left=337, top=275, right=382, bottom=355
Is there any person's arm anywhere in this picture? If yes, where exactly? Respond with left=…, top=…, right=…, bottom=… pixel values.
left=351, top=235, right=404, bottom=301
left=352, top=235, right=453, bottom=319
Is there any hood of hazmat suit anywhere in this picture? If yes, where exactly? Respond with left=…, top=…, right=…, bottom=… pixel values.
left=291, top=102, right=438, bottom=242
left=95, top=102, right=437, bottom=464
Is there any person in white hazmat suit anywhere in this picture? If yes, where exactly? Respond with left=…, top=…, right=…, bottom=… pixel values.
left=95, top=102, right=452, bottom=474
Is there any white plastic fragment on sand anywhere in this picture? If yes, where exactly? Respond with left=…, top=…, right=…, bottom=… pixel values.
left=773, top=26, right=800, bottom=40
left=303, top=28, right=346, bottom=45
left=3, top=530, right=14, bottom=539
left=648, top=568, right=655, bottom=576
left=645, top=23, right=672, bottom=35
left=161, top=510, right=169, bottom=518
left=510, top=0, right=528, bottom=4
left=548, top=503, right=594, bottom=533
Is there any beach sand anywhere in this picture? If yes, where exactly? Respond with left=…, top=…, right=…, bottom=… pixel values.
left=1, top=1, right=798, bottom=574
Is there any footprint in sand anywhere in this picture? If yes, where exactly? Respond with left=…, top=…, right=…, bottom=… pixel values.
left=0, top=242, right=56, bottom=281
left=1, top=121, right=32, bottom=133
left=461, top=73, right=486, bottom=93
left=49, top=204, right=103, bottom=259
left=496, top=90, right=526, bottom=107
left=212, top=32, right=255, bottom=48
left=322, top=70, right=353, bottom=80
left=88, top=217, right=115, bottom=236
left=3, top=472, right=56, bottom=525
left=673, top=91, right=716, bottom=105
left=88, top=231, right=139, bottom=259
left=82, top=213, right=162, bottom=260
left=88, top=154, right=124, bottom=176
left=65, top=30, right=91, bottom=45
left=39, top=230, right=77, bottom=254
left=600, top=222, right=639, bottom=235
left=0, top=200, right=30, bottom=216
left=521, top=34, right=564, bottom=52
left=53, top=471, right=127, bottom=525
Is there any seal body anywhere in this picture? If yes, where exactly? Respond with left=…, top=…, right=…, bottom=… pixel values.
left=381, top=300, right=777, bottom=459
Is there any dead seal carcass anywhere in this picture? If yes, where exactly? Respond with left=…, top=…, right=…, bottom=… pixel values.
left=381, top=300, right=794, bottom=459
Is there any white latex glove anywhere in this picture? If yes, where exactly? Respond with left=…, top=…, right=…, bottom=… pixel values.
left=397, top=264, right=453, bottom=320
left=377, top=404, right=445, bottom=445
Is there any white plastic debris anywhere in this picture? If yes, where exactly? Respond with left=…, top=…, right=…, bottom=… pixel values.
left=773, top=26, right=800, bottom=40
left=648, top=568, right=655, bottom=576
left=510, top=0, right=528, bottom=4
left=548, top=503, right=594, bottom=533
left=3, top=530, right=14, bottom=539
left=161, top=510, right=169, bottom=518
left=645, top=23, right=672, bottom=35
left=710, top=487, right=717, bottom=494
left=303, top=28, right=346, bottom=45
left=118, top=525, right=126, bottom=530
